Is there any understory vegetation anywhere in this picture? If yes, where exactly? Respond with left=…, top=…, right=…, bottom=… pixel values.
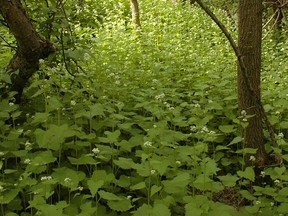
left=0, top=1, right=288, bottom=215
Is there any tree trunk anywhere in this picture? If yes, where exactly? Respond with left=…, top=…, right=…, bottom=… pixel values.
left=130, top=0, right=141, bottom=29
left=238, top=0, right=267, bottom=166
left=0, top=0, right=55, bottom=103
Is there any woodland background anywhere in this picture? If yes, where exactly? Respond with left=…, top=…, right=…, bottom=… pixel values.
left=0, top=0, right=288, bottom=215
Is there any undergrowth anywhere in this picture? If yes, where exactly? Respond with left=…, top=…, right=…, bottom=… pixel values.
left=0, top=1, right=288, bottom=215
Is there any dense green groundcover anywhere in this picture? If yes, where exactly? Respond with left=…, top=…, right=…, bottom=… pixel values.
left=0, top=1, right=288, bottom=215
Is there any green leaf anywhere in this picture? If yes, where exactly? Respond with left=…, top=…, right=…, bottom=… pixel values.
left=201, top=158, right=220, bottom=176
left=133, top=204, right=152, bottom=216
left=52, top=167, right=85, bottom=189
left=151, top=203, right=171, bottom=216
left=89, top=103, right=105, bottom=117
left=218, top=174, right=239, bottom=187
left=0, top=189, right=19, bottom=204
left=87, top=180, right=104, bottom=197
left=237, top=167, right=255, bottom=181
left=275, top=166, right=286, bottom=176
left=31, top=112, right=50, bottom=125
left=91, top=170, right=115, bottom=183
left=150, top=159, right=170, bottom=176
left=185, top=203, right=203, bottom=216
left=68, top=155, right=98, bottom=165
left=150, top=185, right=162, bottom=197
left=107, top=198, right=133, bottom=212
left=278, top=187, right=288, bottom=196
left=114, top=157, right=135, bottom=169
left=228, top=136, right=243, bottom=145
left=163, top=173, right=190, bottom=194
left=31, top=151, right=57, bottom=165
left=98, top=190, right=121, bottom=201
left=35, top=124, right=74, bottom=150
left=239, top=190, right=256, bottom=201
left=219, top=125, right=235, bottom=133
left=130, top=182, right=146, bottom=190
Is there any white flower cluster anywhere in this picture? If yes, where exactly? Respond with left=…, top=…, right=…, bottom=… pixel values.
left=70, top=100, right=76, bottom=106
left=24, top=159, right=31, bottom=164
left=240, top=110, right=248, bottom=122
left=200, top=126, right=215, bottom=134
left=41, top=176, right=52, bottom=181
left=143, top=141, right=153, bottom=148
left=249, top=156, right=256, bottom=162
left=163, top=101, right=174, bottom=110
left=64, top=177, right=72, bottom=183
left=92, top=148, right=100, bottom=154
left=155, top=93, right=165, bottom=100
left=25, top=140, right=32, bottom=150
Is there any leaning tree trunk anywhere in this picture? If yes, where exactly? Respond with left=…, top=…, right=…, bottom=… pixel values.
left=0, top=0, right=55, bottom=103
left=238, top=0, right=267, bottom=167
left=130, top=0, right=141, bottom=28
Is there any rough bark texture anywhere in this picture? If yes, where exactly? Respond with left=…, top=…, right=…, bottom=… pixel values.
left=130, top=0, right=141, bottom=28
left=238, top=0, right=267, bottom=166
left=0, top=0, right=55, bottom=103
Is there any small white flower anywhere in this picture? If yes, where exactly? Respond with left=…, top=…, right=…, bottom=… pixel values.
left=176, top=161, right=181, bottom=165
left=41, top=176, right=52, bottom=181
left=241, top=110, right=247, bottom=116
left=275, top=111, right=280, bottom=115
left=64, top=177, right=71, bottom=183
left=25, top=140, right=32, bottom=148
left=39, top=59, right=45, bottom=64
left=24, top=159, right=31, bottom=164
left=0, top=152, right=4, bottom=157
left=209, top=130, right=216, bottom=134
left=274, top=179, right=280, bottom=184
left=9, top=102, right=14, bottom=106
left=155, top=93, right=165, bottom=100
left=168, top=106, right=175, bottom=110
left=127, top=195, right=132, bottom=200
left=242, top=118, right=248, bottom=122
left=143, top=141, right=152, bottom=148
left=190, top=126, right=196, bottom=131
left=260, top=171, right=265, bottom=177
left=270, top=202, right=274, bottom=206
left=78, top=186, right=83, bottom=191
left=46, top=95, right=50, bottom=99
left=153, top=124, right=157, bottom=128
left=255, top=200, right=261, bottom=205
left=201, top=126, right=209, bottom=133
left=249, top=156, right=256, bottom=162
left=194, top=103, right=201, bottom=108
left=70, top=100, right=76, bottom=106
left=278, top=133, right=284, bottom=138
left=92, top=148, right=100, bottom=154
left=150, top=170, right=156, bottom=175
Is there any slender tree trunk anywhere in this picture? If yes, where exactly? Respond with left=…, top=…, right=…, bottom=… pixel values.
left=238, top=0, right=267, bottom=166
left=130, top=0, right=141, bottom=29
left=0, top=0, right=55, bottom=103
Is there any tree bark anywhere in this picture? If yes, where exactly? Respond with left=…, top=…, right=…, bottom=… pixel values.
left=130, top=0, right=141, bottom=29
left=238, top=0, right=267, bottom=166
left=0, top=0, right=55, bottom=103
